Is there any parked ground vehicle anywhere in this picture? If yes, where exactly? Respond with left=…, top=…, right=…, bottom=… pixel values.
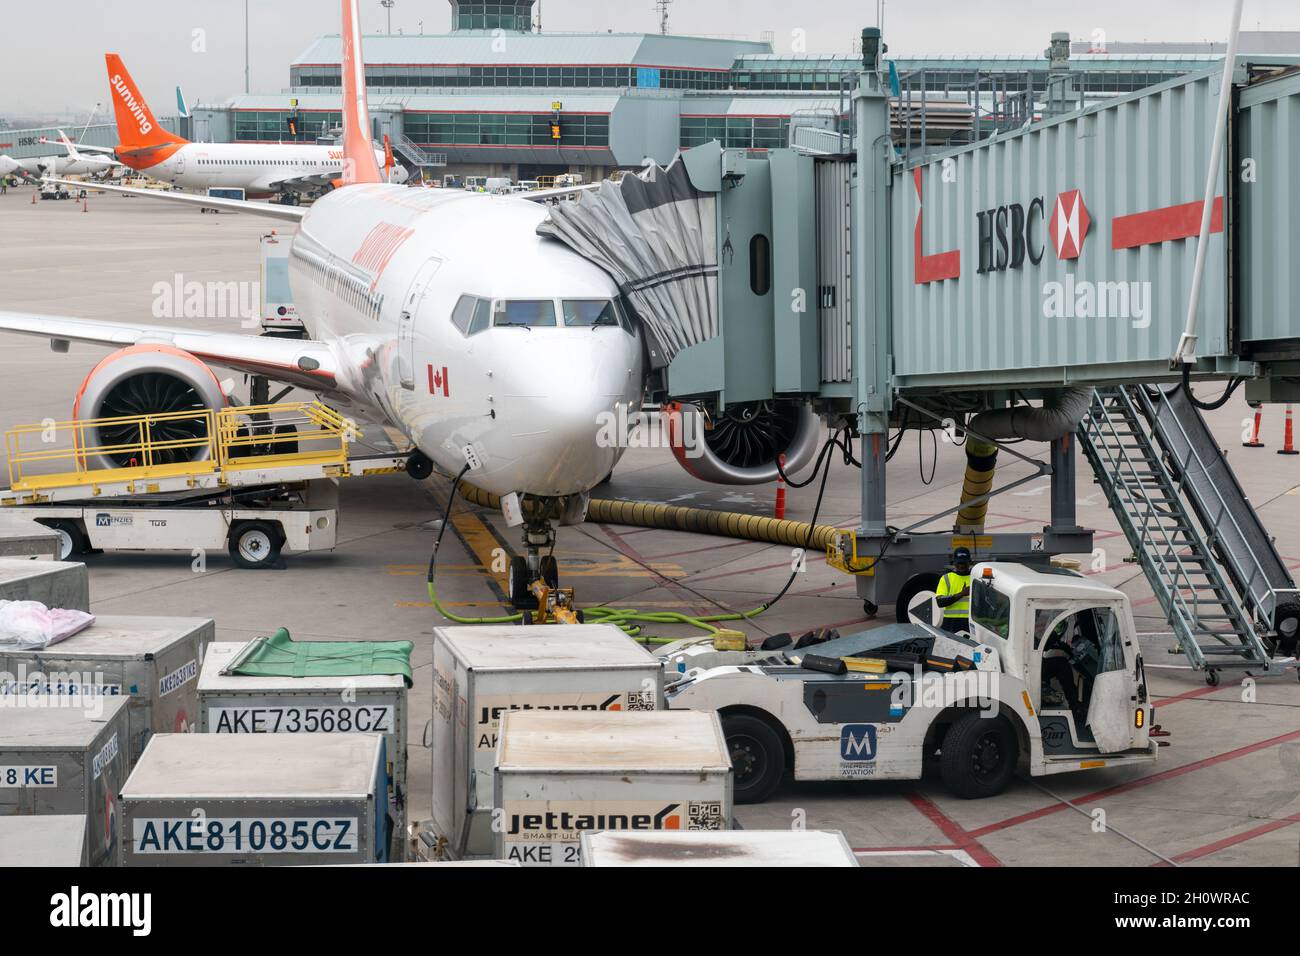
left=667, top=563, right=1158, bottom=802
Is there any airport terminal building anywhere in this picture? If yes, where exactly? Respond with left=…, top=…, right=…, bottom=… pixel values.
left=5, top=0, right=1280, bottom=183
left=180, top=0, right=1229, bottom=182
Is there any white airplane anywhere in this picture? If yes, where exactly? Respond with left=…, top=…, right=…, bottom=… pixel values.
left=101, top=52, right=407, bottom=203
left=3, top=0, right=642, bottom=602
left=1, top=131, right=119, bottom=181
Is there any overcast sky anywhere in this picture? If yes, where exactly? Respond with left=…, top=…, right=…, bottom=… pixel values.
left=4, top=0, right=1300, bottom=116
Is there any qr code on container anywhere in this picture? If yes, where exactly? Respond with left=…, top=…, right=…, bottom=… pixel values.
left=688, top=801, right=725, bottom=830
left=625, top=691, right=656, bottom=711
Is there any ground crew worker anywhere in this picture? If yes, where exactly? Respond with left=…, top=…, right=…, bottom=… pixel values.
left=935, top=547, right=973, bottom=633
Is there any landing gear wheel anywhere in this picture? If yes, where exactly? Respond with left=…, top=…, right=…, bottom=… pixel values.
left=508, top=555, right=539, bottom=611
left=895, top=572, right=942, bottom=625
left=1205, top=669, right=1220, bottom=687
left=940, top=712, right=1018, bottom=799
left=862, top=601, right=879, bottom=619
left=228, top=521, right=283, bottom=570
left=540, top=555, right=559, bottom=589
left=405, top=452, right=433, bottom=481
left=722, top=712, right=785, bottom=805
left=43, top=520, right=88, bottom=561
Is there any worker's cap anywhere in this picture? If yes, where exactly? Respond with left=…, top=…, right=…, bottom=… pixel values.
left=952, top=547, right=972, bottom=564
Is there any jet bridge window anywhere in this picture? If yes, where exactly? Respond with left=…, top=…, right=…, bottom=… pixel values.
left=494, top=299, right=557, bottom=328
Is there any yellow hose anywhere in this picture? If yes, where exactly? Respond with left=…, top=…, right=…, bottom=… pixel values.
left=441, top=482, right=844, bottom=641
left=956, top=439, right=998, bottom=533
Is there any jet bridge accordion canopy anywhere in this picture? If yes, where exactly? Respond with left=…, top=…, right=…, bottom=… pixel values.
left=537, top=157, right=718, bottom=366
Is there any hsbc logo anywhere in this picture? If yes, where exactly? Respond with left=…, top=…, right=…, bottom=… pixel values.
left=1048, top=189, right=1090, bottom=260
left=976, top=188, right=1090, bottom=274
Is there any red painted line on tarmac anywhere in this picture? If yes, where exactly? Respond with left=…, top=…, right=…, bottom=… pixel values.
left=970, top=728, right=1300, bottom=838
left=1154, top=812, right=1300, bottom=866
left=851, top=843, right=959, bottom=853
left=689, top=553, right=826, bottom=585
left=1152, top=684, right=1222, bottom=708
left=596, top=522, right=703, bottom=609
left=906, top=793, right=1003, bottom=867
left=643, top=539, right=758, bottom=561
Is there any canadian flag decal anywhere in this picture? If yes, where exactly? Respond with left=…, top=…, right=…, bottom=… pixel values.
left=428, top=365, right=449, bottom=397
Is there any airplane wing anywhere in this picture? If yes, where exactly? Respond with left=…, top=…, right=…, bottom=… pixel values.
left=43, top=178, right=306, bottom=222
left=521, top=183, right=601, bottom=202
left=0, top=311, right=339, bottom=392
left=38, top=136, right=116, bottom=156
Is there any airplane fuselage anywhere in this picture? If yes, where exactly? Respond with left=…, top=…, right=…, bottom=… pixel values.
left=288, top=183, right=644, bottom=499
left=125, top=142, right=402, bottom=196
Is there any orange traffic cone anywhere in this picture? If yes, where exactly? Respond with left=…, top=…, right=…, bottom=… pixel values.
left=1280, top=405, right=1298, bottom=456
left=775, top=453, right=787, bottom=519
left=1243, top=407, right=1264, bottom=448
left=31, top=190, right=36, bottom=204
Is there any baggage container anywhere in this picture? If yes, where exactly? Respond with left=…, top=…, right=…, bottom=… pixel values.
left=493, top=709, right=732, bottom=867
left=0, top=615, right=213, bottom=763
left=197, top=641, right=408, bottom=859
left=0, top=814, right=88, bottom=866
left=430, top=623, right=663, bottom=860
left=580, top=829, right=859, bottom=867
left=119, top=733, right=389, bottom=866
left=0, top=696, right=131, bottom=866
left=0, top=557, right=89, bottom=610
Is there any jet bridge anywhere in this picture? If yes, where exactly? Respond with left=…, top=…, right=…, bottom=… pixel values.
left=539, top=37, right=1300, bottom=677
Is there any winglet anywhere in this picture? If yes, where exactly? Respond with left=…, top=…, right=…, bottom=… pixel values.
left=340, top=0, right=382, bottom=185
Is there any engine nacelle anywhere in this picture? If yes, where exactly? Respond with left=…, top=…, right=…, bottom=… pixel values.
left=73, top=344, right=227, bottom=469
left=667, top=401, right=822, bottom=485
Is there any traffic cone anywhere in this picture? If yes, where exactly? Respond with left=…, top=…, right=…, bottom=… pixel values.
left=1280, top=405, right=1299, bottom=456
left=82, top=197, right=88, bottom=213
left=31, top=190, right=36, bottom=204
left=1243, top=407, right=1264, bottom=447
left=775, top=453, right=787, bottom=519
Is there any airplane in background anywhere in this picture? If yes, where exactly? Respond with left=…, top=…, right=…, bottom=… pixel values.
left=2, top=131, right=122, bottom=181
left=3, top=0, right=643, bottom=604
left=100, top=52, right=408, bottom=204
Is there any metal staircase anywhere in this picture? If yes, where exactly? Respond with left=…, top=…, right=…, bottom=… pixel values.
left=391, top=133, right=446, bottom=171
left=1078, top=386, right=1286, bottom=682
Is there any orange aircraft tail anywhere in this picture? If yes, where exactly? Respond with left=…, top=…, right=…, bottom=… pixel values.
left=339, top=0, right=383, bottom=185
left=105, top=53, right=187, bottom=165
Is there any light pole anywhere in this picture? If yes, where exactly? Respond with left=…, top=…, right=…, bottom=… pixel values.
left=381, top=0, right=395, bottom=36
left=244, top=0, right=250, bottom=94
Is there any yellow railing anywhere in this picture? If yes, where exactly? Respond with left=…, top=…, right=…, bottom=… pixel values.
left=5, top=401, right=360, bottom=493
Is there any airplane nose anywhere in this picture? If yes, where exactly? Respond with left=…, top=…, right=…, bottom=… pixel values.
left=493, top=333, right=641, bottom=496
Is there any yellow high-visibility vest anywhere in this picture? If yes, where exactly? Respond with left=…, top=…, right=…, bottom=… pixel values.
left=936, top=571, right=971, bottom=618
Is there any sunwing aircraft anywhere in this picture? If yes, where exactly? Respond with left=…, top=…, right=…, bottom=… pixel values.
left=2, top=0, right=642, bottom=603
left=101, top=52, right=407, bottom=203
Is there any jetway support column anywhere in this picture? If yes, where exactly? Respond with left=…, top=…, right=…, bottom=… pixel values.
left=1048, top=434, right=1082, bottom=534
left=852, top=43, right=892, bottom=539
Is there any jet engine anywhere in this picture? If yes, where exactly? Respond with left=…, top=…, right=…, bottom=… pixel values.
left=667, top=400, right=822, bottom=485
left=73, top=345, right=227, bottom=469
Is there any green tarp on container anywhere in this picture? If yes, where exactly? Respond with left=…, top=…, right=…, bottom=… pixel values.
left=227, top=628, right=414, bottom=686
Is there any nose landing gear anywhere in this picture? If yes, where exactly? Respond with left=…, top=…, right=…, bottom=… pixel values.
left=508, top=518, right=582, bottom=624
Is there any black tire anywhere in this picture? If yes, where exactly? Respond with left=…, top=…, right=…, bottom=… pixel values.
left=405, top=452, right=433, bottom=481
left=228, top=521, right=283, bottom=570
left=722, top=712, right=785, bottom=805
left=940, top=712, right=1018, bottom=799
left=42, top=520, right=88, bottom=560
left=508, top=555, right=538, bottom=610
left=895, top=572, right=942, bottom=625
left=540, top=555, right=559, bottom=589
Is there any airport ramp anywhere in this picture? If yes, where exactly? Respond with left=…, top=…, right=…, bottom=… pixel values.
left=1079, top=386, right=1299, bottom=679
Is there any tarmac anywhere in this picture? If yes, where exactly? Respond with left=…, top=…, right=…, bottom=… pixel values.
left=2, top=183, right=1298, bottom=867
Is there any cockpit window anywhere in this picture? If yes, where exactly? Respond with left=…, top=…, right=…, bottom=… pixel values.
left=494, top=299, right=557, bottom=328
left=562, top=299, right=621, bottom=328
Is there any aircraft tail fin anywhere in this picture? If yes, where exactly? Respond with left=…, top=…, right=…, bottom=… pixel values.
left=105, top=53, right=187, bottom=151
left=339, top=0, right=382, bottom=185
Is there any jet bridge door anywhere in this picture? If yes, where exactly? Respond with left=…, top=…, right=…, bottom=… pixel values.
left=399, top=258, right=443, bottom=390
